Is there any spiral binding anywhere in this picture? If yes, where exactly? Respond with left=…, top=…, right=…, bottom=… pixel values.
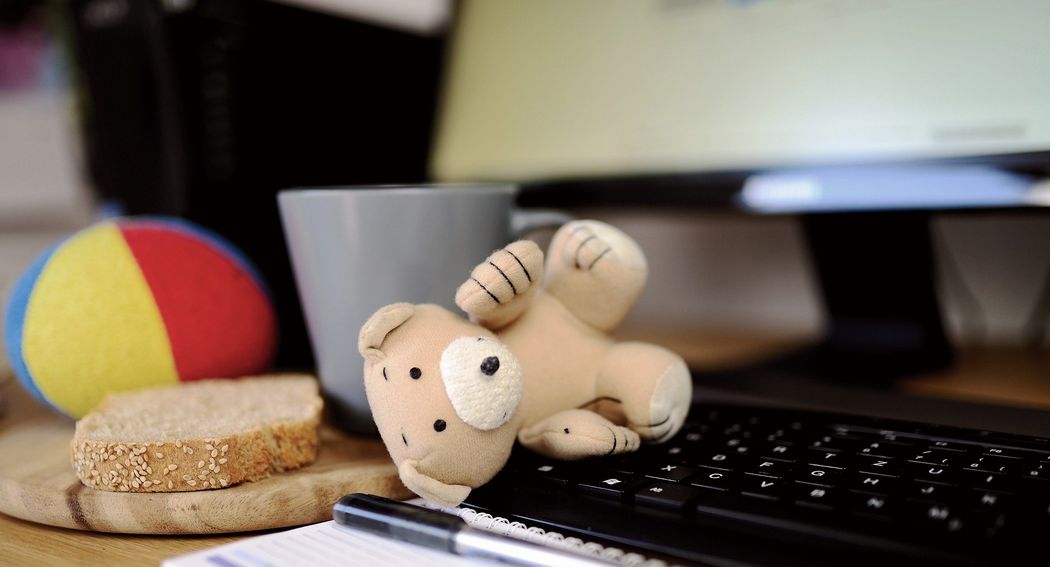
left=416, top=501, right=672, bottom=567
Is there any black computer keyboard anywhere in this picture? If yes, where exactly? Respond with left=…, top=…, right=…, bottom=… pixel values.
left=463, top=404, right=1050, bottom=567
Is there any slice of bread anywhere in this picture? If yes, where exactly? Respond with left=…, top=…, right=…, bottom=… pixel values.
left=71, top=375, right=323, bottom=492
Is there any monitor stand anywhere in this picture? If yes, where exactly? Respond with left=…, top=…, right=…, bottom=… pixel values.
left=770, top=211, right=954, bottom=383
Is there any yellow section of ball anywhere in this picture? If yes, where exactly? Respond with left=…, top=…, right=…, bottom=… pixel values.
left=21, top=221, right=180, bottom=418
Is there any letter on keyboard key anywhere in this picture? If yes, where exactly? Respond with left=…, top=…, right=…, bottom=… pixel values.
left=855, top=455, right=901, bottom=477
left=645, top=464, right=699, bottom=483
left=806, top=450, right=847, bottom=469
left=740, top=476, right=784, bottom=501
left=851, top=474, right=897, bottom=495
left=848, top=492, right=896, bottom=519
left=906, top=463, right=956, bottom=485
left=970, top=490, right=1010, bottom=513
left=690, top=468, right=734, bottom=492
left=793, top=484, right=839, bottom=510
left=633, top=480, right=704, bottom=513
left=696, top=451, right=738, bottom=471
left=744, top=458, right=788, bottom=478
left=796, top=466, right=843, bottom=487
left=904, top=501, right=971, bottom=535
left=761, top=443, right=799, bottom=462
left=907, top=481, right=958, bottom=502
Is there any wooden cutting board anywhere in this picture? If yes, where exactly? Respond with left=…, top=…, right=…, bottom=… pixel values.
left=0, top=379, right=411, bottom=534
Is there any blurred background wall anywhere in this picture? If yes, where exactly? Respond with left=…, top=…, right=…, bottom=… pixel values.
left=3, top=0, right=1049, bottom=379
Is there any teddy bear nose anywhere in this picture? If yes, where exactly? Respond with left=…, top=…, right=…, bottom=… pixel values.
left=480, top=356, right=500, bottom=376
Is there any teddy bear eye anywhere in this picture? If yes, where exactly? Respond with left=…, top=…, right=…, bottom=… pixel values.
left=410, top=367, right=422, bottom=380
left=433, top=419, right=447, bottom=432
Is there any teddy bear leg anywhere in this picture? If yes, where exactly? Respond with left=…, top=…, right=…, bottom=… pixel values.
left=455, top=240, right=546, bottom=330
left=544, top=220, right=648, bottom=332
left=594, top=342, right=692, bottom=444
left=518, top=409, right=641, bottom=460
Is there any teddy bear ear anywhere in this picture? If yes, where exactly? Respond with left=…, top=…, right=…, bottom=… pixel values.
left=398, top=460, right=472, bottom=507
left=358, top=303, right=415, bottom=362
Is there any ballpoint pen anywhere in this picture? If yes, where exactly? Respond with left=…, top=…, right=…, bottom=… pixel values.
left=333, top=493, right=618, bottom=567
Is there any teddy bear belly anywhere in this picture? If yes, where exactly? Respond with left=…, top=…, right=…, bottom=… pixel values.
left=497, top=292, right=613, bottom=426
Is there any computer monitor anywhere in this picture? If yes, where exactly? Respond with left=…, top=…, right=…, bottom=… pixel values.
left=430, top=0, right=1050, bottom=379
left=433, top=0, right=1050, bottom=199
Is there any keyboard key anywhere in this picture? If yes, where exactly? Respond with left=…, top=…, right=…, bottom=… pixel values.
left=633, top=480, right=704, bottom=513
left=851, top=474, right=897, bottom=495
left=657, top=444, right=690, bottom=462
left=809, top=435, right=860, bottom=453
left=906, top=463, right=955, bottom=485
left=970, top=491, right=1010, bottom=513
left=744, top=458, right=788, bottom=478
left=927, top=440, right=972, bottom=453
left=740, top=475, right=784, bottom=500
left=982, top=447, right=1026, bottom=459
left=909, top=450, right=955, bottom=467
left=689, top=468, right=734, bottom=492
left=857, top=441, right=911, bottom=459
left=907, top=481, right=959, bottom=502
left=578, top=473, right=637, bottom=500
left=604, top=454, right=646, bottom=476
left=793, top=484, right=839, bottom=510
left=757, top=427, right=800, bottom=443
left=695, top=451, right=739, bottom=471
left=964, top=456, right=1014, bottom=475
left=1020, top=462, right=1049, bottom=482
left=961, top=470, right=1015, bottom=494
left=682, top=431, right=705, bottom=443
left=849, top=492, right=896, bottom=519
left=796, top=466, right=843, bottom=487
left=524, top=462, right=577, bottom=489
left=855, top=455, right=900, bottom=477
left=904, top=501, right=968, bottom=535
left=645, top=464, right=698, bottom=483
left=761, top=443, right=800, bottom=462
left=805, top=450, right=848, bottom=469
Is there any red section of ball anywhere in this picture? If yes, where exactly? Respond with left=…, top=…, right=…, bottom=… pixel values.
left=120, top=223, right=276, bottom=381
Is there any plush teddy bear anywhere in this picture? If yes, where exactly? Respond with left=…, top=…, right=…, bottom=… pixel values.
left=358, top=220, right=691, bottom=506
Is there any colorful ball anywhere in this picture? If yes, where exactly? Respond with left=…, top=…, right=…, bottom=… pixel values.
left=3, top=217, right=277, bottom=418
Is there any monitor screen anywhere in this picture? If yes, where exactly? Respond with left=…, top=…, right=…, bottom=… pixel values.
left=432, top=0, right=1050, bottom=186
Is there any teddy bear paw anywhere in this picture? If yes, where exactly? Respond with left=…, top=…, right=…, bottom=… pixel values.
left=560, top=221, right=646, bottom=272
left=570, top=420, right=642, bottom=456
left=632, top=359, right=691, bottom=444
left=456, top=240, right=544, bottom=316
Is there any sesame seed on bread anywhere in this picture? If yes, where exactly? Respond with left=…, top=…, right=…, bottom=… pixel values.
left=71, top=375, right=323, bottom=492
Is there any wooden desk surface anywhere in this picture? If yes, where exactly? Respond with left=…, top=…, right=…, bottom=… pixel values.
left=2, top=330, right=1049, bottom=566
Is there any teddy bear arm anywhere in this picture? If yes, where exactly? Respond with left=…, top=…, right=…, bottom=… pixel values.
left=517, top=409, right=641, bottom=460
left=543, top=221, right=649, bottom=332
left=455, top=240, right=545, bottom=329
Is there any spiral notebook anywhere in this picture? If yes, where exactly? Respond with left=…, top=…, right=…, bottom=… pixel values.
left=164, top=499, right=671, bottom=567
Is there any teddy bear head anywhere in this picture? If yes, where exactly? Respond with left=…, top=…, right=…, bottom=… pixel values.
left=358, top=303, right=524, bottom=506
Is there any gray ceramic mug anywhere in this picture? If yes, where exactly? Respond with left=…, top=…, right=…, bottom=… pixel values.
left=278, top=184, right=569, bottom=434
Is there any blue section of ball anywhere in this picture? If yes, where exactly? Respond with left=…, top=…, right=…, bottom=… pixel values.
left=4, top=240, right=63, bottom=411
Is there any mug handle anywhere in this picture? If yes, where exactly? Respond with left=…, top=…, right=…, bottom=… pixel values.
left=510, top=208, right=574, bottom=238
